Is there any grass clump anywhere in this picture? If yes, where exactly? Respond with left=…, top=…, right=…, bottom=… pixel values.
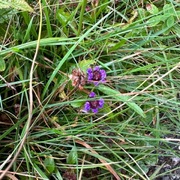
left=0, top=0, right=180, bottom=179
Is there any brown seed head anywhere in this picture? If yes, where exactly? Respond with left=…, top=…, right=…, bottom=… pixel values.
left=69, top=69, right=86, bottom=90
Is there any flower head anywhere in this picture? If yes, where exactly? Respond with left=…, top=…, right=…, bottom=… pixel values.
left=84, top=92, right=104, bottom=113
left=69, top=68, right=86, bottom=90
left=87, top=66, right=106, bottom=86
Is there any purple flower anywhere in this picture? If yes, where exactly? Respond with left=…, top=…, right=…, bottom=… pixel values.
left=87, top=66, right=106, bottom=86
left=84, top=92, right=104, bottom=113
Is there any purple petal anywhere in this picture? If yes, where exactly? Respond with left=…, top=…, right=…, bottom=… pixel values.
left=88, top=73, right=93, bottom=80
left=92, top=108, right=98, bottom=113
left=84, top=102, right=91, bottom=112
left=87, top=73, right=93, bottom=80
left=100, top=70, right=106, bottom=80
left=98, top=99, right=104, bottom=108
left=87, top=68, right=93, bottom=73
left=89, top=92, right=96, bottom=98
left=87, top=68, right=93, bottom=80
left=94, top=66, right=100, bottom=71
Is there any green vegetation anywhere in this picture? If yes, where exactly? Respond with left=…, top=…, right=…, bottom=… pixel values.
left=0, top=0, right=180, bottom=179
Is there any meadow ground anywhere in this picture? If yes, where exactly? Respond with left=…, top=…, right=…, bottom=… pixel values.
left=0, top=0, right=180, bottom=179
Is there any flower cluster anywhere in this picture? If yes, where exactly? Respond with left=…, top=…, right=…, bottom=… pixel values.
left=87, top=66, right=106, bottom=86
left=70, top=66, right=106, bottom=114
left=84, top=66, right=106, bottom=113
left=84, top=92, right=104, bottom=113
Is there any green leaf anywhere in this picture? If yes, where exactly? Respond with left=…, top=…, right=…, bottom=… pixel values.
left=70, top=100, right=84, bottom=108
left=56, top=9, right=71, bottom=26
left=67, top=146, right=77, bottom=164
left=12, top=47, right=21, bottom=53
left=137, top=8, right=147, bottom=19
left=146, top=4, right=159, bottom=15
left=147, top=15, right=164, bottom=27
left=0, top=0, right=34, bottom=12
left=0, top=58, right=6, bottom=72
left=98, top=85, right=146, bottom=118
left=44, top=155, right=55, bottom=174
left=0, top=1, right=9, bottom=8
left=163, top=4, right=174, bottom=15
left=78, top=59, right=95, bottom=73
left=166, top=16, right=174, bottom=28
